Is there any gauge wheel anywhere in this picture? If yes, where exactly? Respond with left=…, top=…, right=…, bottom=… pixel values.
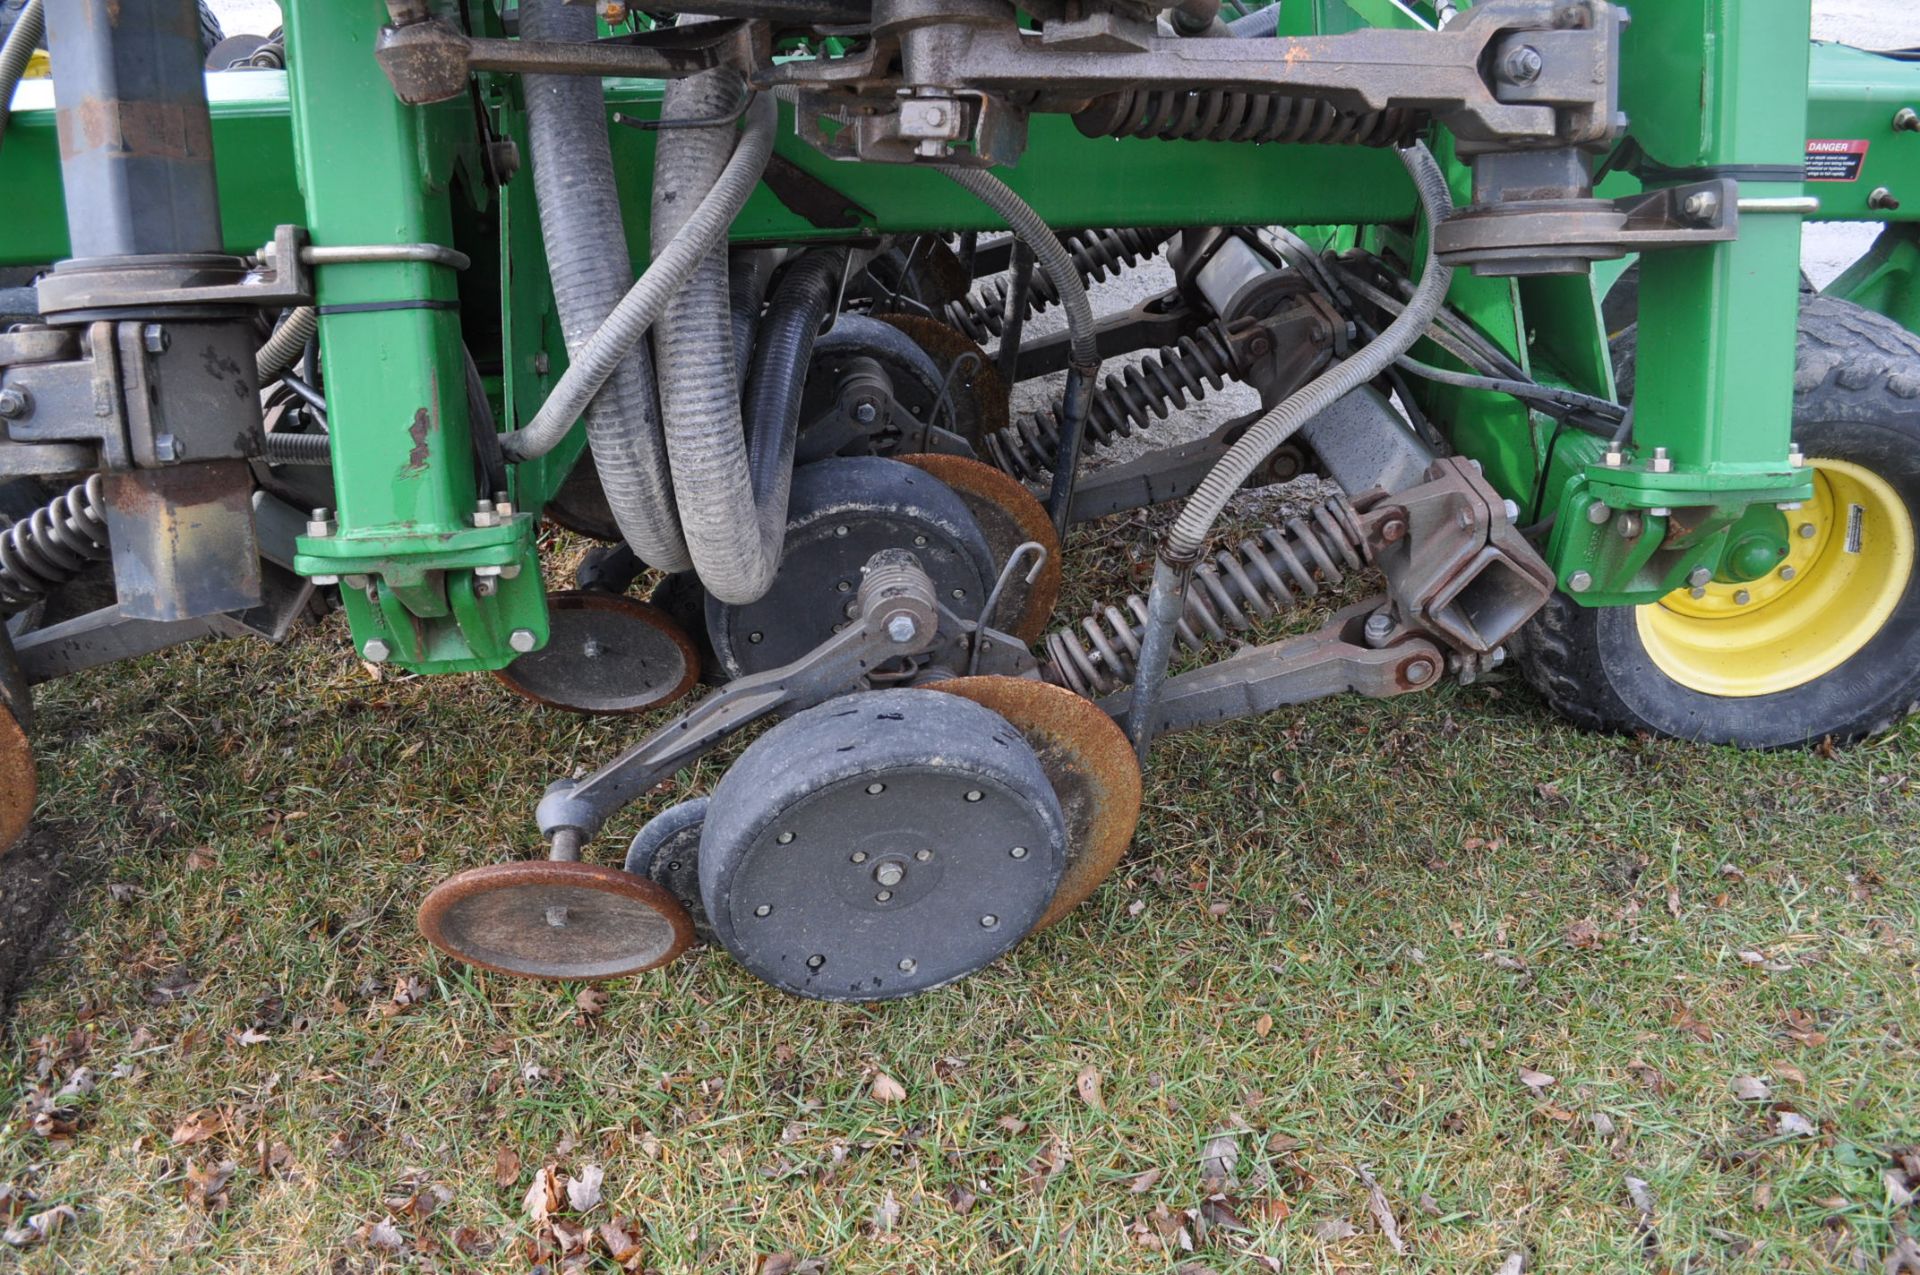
left=1515, top=295, right=1920, bottom=748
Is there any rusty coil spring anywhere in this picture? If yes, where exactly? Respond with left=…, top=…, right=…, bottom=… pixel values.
left=0, top=475, right=110, bottom=616
left=1073, top=88, right=1422, bottom=147
left=943, top=227, right=1173, bottom=344
left=1042, top=496, right=1369, bottom=697
left=987, top=322, right=1238, bottom=479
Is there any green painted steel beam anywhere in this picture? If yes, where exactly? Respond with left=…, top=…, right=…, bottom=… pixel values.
left=1806, top=41, right=1920, bottom=222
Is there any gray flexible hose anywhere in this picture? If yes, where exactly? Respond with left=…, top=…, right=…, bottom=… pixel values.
left=499, top=87, right=774, bottom=470
left=650, top=71, right=784, bottom=605
left=1227, top=4, right=1281, bottom=37
left=1127, top=142, right=1454, bottom=758
left=516, top=0, right=688, bottom=570
left=939, top=165, right=1100, bottom=532
left=0, top=0, right=44, bottom=158
left=255, top=306, right=316, bottom=382
left=1166, top=142, right=1453, bottom=559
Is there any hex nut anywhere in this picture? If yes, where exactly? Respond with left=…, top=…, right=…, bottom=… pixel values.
left=509, top=628, right=539, bottom=654
left=0, top=386, right=30, bottom=419
left=363, top=638, right=393, bottom=663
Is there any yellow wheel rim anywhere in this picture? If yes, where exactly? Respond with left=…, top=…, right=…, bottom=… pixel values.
left=1638, top=458, right=1914, bottom=698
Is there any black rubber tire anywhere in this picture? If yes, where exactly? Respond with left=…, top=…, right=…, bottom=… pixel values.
left=1514, top=294, right=1920, bottom=748
left=0, top=0, right=223, bottom=52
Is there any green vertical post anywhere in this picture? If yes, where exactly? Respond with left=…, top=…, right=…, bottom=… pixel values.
left=1615, top=2, right=1811, bottom=487
left=283, top=0, right=545, bottom=671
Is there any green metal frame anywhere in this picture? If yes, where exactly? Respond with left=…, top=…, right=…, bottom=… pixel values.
left=2, top=0, right=1915, bottom=669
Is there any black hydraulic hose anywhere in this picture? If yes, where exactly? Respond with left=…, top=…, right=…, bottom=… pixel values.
left=729, top=248, right=777, bottom=393
left=741, top=249, right=849, bottom=506
left=1394, top=354, right=1624, bottom=434
left=938, top=165, right=1100, bottom=538
left=1126, top=143, right=1456, bottom=760
left=515, top=0, right=688, bottom=571
left=0, top=0, right=42, bottom=160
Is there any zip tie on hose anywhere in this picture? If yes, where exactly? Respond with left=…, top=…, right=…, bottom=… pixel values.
left=936, top=165, right=1101, bottom=536
left=1124, top=142, right=1458, bottom=760
left=499, top=90, right=776, bottom=463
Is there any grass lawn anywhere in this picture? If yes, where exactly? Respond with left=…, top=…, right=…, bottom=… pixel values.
left=2, top=522, right=1917, bottom=1273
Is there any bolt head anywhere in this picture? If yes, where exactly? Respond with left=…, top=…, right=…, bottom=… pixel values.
left=1364, top=612, right=1393, bottom=639
left=141, top=324, right=169, bottom=354
left=853, top=402, right=878, bottom=424
left=1502, top=499, right=1522, bottom=524
left=363, top=638, right=392, bottom=663
left=1502, top=45, right=1544, bottom=83
left=1587, top=501, right=1612, bottom=525
left=1568, top=570, right=1594, bottom=593
left=509, top=628, right=539, bottom=654
left=886, top=614, right=918, bottom=644
left=874, top=862, right=905, bottom=887
left=1733, top=588, right=1752, bottom=606
left=1778, top=565, right=1796, bottom=582
left=1799, top=522, right=1817, bottom=539
left=1687, top=566, right=1712, bottom=588
left=1603, top=449, right=1626, bottom=468
left=0, top=386, right=29, bottom=419
left=1405, top=659, right=1435, bottom=683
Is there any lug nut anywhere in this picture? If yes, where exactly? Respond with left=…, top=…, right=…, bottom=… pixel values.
left=898, top=957, right=917, bottom=973
left=363, top=638, right=392, bottom=663
left=509, top=628, right=539, bottom=653
left=1799, top=523, right=1817, bottom=539
left=1683, top=191, right=1721, bottom=224
left=1364, top=611, right=1394, bottom=644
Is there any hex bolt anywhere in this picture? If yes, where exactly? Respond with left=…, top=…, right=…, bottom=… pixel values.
left=1683, top=191, right=1721, bottom=224
left=363, top=638, right=393, bottom=663
left=1502, top=499, right=1521, bottom=523
left=874, top=862, right=905, bottom=887
left=533, top=351, right=550, bottom=374
left=912, top=535, right=929, bottom=547
left=1501, top=44, right=1543, bottom=83
left=964, top=790, right=983, bottom=802
left=950, top=588, right=966, bottom=600
left=1869, top=187, right=1902, bottom=212
left=474, top=576, right=498, bottom=597
left=342, top=574, right=370, bottom=590
left=1799, top=522, right=1817, bottom=539
left=142, top=324, right=169, bottom=354
left=853, top=402, right=878, bottom=424
left=1687, top=566, right=1713, bottom=588
left=837, top=579, right=853, bottom=593
left=898, top=958, right=917, bottom=973
left=1363, top=611, right=1394, bottom=645
left=1733, top=588, right=1752, bottom=606
left=1778, top=501, right=1804, bottom=512
left=833, top=524, right=849, bottom=537
left=1568, top=570, right=1594, bottom=593
left=1788, top=442, right=1805, bottom=468
left=306, top=507, right=336, bottom=538
left=866, top=782, right=886, bottom=795
left=1649, top=507, right=1672, bottom=519
left=0, top=386, right=31, bottom=419
left=748, top=631, right=764, bottom=643
left=1587, top=501, right=1612, bottom=525
left=509, top=628, right=539, bottom=654
left=1898, top=107, right=1920, bottom=133
left=1603, top=447, right=1627, bottom=468
left=887, top=614, right=918, bottom=643
left=1689, top=586, right=1707, bottom=599
left=1651, top=446, right=1673, bottom=473
left=1779, top=565, right=1797, bottom=581
left=583, top=639, right=603, bottom=659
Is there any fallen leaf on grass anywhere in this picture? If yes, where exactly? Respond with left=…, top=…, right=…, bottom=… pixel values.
left=599, top=1219, right=645, bottom=1270
left=184, top=1159, right=236, bottom=1211
left=996, top=1115, right=1027, bottom=1134
left=870, top=1073, right=907, bottom=1104
left=54, top=1068, right=95, bottom=1101
left=1128, top=1168, right=1163, bottom=1194
left=1563, top=918, right=1604, bottom=949
left=1355, top=1165, right=1404, bottom=1253
left=1774, top=1111, right=1816, bottom=1138
left=1495, top=1253, right=1527, bottom=1275
left=1783, top=1009, right=1828, bottom=1047
left=871, top=1189, right=901, bottom=1234
left=2, top=1204, right=77, bottom=1248
left=575, top=988, right=610, bottom=1017
left=1025, top=1135, right=1071, bottom=1192
left=1311, top=1218, right=1358, bottom=1241
left=1519, top=1067, right=1555, bottom=1093
left=1075, top=1065, right=1103, bottom=1110
left=566, top=1164, right=605, bottom=1213
left=1732, top=1076, right=1772, bottom=1102
left=1886, top=1172, right=1916, bottom=1210
left=360, top=1217, right=406, bottom=1253
left=451, top=1224, right=495, bottom=1257
left=1738, top=949, right=1792, bottom=973
left=493, top=1145, right=521, bottom=1190
left=523, top=1165, right=563, bottom=1227
left=1254, top=1014, right=1273, bottom=1038
left=946, top=1185, right=976, bottom=1215
left=1199, top=1129, right=1240, bottom=1187
left=170, top=1110, right=223, bottom=1146
left=185, top=845, right=219, bottom=871
left=235, top=1027, right=272, bottom=1047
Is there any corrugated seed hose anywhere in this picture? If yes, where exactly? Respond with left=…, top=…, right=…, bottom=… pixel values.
left=937, top=166, right=1101, bottom=535
left=1125, top=142, right=1457, bottom=757
left=509, top=0, right=690, bottom=569
left=255, top=306, right=316, bottom=382
left=0, top=0, right=43, bottom=159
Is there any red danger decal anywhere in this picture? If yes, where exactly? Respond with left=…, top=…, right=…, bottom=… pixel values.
left=1806, top=139, right=1869, bottom=182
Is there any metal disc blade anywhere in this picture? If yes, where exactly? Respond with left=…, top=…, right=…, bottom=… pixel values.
left=417, top=861, right=693, bottom=981
left=876, top=312, right=1010, bottom=439
left=496, top=592, right=700, bottom=715
left=898, top=452, right=1063, bottom=642
left=931, top=676, right=1142, bottom=930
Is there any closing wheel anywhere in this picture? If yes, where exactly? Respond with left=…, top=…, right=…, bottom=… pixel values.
left=898, top=453, right=1063, bottom=643
left=418, top=861, right=694, bottom=981
left=626, top=797, right=713, bottom=945
left=930, top=676, right=1141, bottom=930
left=698, top=688, right=1066, bottom=1001
left=1517, top=296, right=1920, bottom=747
left=496, top=592, right=700, bottom=715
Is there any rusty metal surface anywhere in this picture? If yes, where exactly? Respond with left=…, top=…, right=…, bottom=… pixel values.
left=0, top=634, right=32, bottom=857
left=931, top=675, right=1142, bottom=931
left=100, top=459, right=261, bottom=622
left=898, top=453, right=1061, bottom=644
left=494, top=592, right=700, bottom=715
left=417, top=860, right=693, bottom=981
left=875, top=313, right=1010, bottom=438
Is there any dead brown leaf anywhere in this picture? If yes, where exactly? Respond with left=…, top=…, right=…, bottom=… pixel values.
left=184, top=845, right=219, bottom=871
left=493, top=1145, right=521, bottom=1190
left=1731, top=1075, right=1771, bottom=1102
left=1129, top=1167, right=1163, bottom=1194
left=1519, top=1067, right=1555, bottom=1093
left=2, top=1204, right=77, bottom=1249
left=567, top=1165, right=605, bottom=1213
left=575, top=988, right=611, bottom=1017
left=184, top=1159, right=237, bottom=1211
left=360, top=1217, right=406, bottom=1253
left=170, top=1109, right=223, bottom=1147
left=1563, top=918, right=1603, bottom=949
left=870, top=1073, right=907, bottom=1104
left=1355, top=1165, right=1404, bottom=1254
left=1075, top=1065, right=1103, bottom=1110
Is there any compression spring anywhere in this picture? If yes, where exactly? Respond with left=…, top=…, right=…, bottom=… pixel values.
left=1074, top=88, right=1422, bottom=147
left=0, top=475, right=111, bottom=616
left=987, top=321, right=1239, bottom=479
left=943, top=227, right=1173, bottom=344
left=1041, top=496, right=1369, bottom=697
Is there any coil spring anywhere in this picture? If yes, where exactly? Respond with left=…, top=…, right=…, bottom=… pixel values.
left=1042, top=496, right=1369, bottom=697
left=943, top=227, right=1173, bottom=344
left=1073, top=88, right=1422, bottom=148
left=986, top=321, right=1239, bottom=479
left=0, top=476, right=111, bottom=616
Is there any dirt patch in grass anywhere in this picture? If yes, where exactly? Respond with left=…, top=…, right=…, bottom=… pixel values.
left=0, top=821, right=93, bottom=1021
